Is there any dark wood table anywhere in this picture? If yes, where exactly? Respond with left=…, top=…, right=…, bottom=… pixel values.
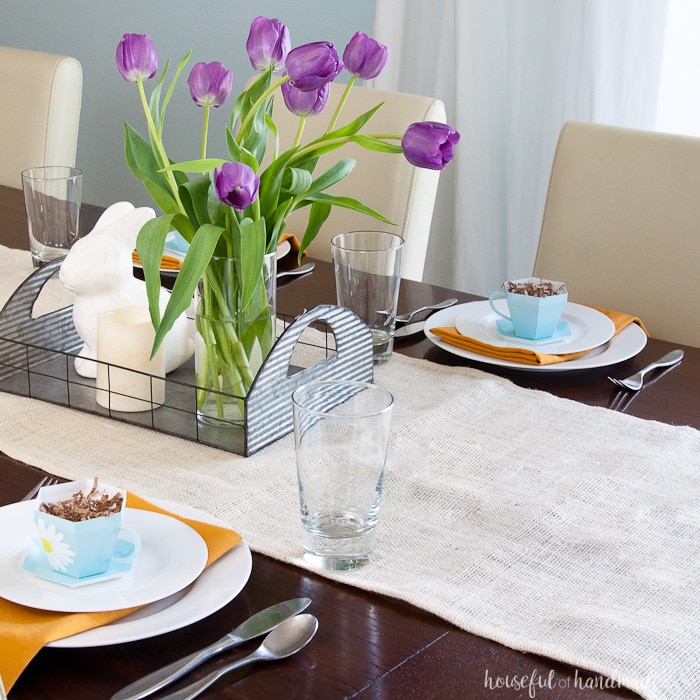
left=2, top=184, right=697, bottom=699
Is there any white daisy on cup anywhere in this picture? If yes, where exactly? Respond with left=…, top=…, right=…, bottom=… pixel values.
left=36, top=517, right=75, bottom=572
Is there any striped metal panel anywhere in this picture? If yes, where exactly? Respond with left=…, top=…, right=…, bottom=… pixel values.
left=0, top=258, right=81, bottom=379
left=244, top=305, right=374, bottom=455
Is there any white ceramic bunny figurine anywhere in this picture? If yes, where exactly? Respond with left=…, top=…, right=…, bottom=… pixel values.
left=59, top=201, right=194, bottom=378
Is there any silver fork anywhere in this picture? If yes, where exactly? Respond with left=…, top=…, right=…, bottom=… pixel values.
left=608, top=349, right=684, bottom=391
left=21, top=476, right=59, bottom=501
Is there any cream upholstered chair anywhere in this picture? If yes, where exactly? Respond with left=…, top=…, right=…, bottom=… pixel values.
left=533, top=120, right=700, bottom=347
left=0, top=46, right=82, bottom=189
left=270, top=81, right=446, bottom=281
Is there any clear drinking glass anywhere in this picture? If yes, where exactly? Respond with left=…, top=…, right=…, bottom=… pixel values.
left=21, top=165, right=82, bottom=268
left=292, top=380, right=394, bottom=571
left=331, top=231, right=404, bottom=363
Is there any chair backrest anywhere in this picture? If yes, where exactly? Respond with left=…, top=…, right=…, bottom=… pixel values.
left=0, top=46, right=82, bottom=189
left=270, top=81, right=446, bottom=281
left=533, top=120, right=700, bottom=347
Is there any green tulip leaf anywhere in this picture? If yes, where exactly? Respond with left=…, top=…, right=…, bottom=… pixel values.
left=153, top=223, right=225, bottom=352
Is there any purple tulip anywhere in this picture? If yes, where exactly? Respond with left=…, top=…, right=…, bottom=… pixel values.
left=214, top=162, right=260, bottom=211
left=285, top=42, right=343, bottom=92
left=401, top=121, right=460, bottom=170
left=246, top=16, right=291, bottom=71
left=342, top=32, right=388, bottom=80
left=281, top=80, right=330, bottom=117
left=116, top=34, right=158, bottom=83
left=187, top=62, right=233, bottom=108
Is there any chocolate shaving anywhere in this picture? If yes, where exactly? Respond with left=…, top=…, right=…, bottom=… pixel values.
left=505, top=279, right=566, bottom=298
left=39, top=477, right=123, bottom=521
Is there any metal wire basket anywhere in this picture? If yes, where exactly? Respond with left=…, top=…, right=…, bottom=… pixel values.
left=0, top=258, right=374, bottom=455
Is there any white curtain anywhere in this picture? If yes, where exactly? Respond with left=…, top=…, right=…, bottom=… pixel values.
left=371, top=0, right=668, bottom=295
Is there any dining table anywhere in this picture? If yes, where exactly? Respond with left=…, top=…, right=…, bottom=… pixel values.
left=0, top=183, right=698, bottom=700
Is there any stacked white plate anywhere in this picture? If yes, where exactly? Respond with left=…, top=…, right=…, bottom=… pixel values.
left=0, top=498, right=251, bottom=647
left=425, top=300, right=647, bottom=371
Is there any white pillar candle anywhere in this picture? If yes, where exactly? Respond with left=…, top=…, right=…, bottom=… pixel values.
left=95, top=306, right=165, bottom=412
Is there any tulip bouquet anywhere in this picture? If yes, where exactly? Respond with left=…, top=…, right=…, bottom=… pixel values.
left=117, top=16, right=459, bottom=424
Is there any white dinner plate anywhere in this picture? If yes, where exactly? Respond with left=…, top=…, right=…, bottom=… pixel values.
left=455, top=300, right=615, bottom=354
left=0, top=504, right=208, bottom=612
left=50, top=499, right=251, bottom=648
left=426, top=302, right=647, bottom=372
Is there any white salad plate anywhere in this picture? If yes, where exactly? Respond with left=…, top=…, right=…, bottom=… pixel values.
left=0, top=503, right=208, bottom=613
left=50, top=499, right=251, bottom=648
left=426, top=301, right=647, bottom=372
left=455, top=300, right=615, bottom=354
left=276, top=238, right=291, bottom=260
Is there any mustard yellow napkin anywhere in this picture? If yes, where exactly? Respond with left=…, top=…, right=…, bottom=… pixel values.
left=279, top=232, right=306, bottom=259
left=131, top=233, right=305, bottom=270
left=431, top=306, right=649, bottom=366
left=0, top=492, right=242, bottom=692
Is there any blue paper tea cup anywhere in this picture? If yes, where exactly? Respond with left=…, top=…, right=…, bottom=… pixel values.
left=34, top=479, right=140, bottom=579
left=489, top=277, right=567, bottom=340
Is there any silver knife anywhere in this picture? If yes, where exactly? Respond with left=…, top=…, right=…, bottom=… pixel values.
left=111, top=597, right=311, bottom=700
left=394, top=320, right=427, bottom=338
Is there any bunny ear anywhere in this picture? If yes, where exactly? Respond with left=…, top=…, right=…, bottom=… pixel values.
left=82, top=204, right=156, bottom=251
left=91, top=202, right=137, bottom=232
left=108, top=207, right=157, bottom=249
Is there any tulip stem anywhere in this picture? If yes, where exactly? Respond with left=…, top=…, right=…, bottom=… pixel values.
left=290, top=132, right=402, bottom=164
left=136, top=78, right=185, bottom=213
left=236, top=75, right=289, bottom=141
left=326, top=76, right=355, bottom=133
left=366, top=134, right=402, bottom=141
left=200, top=104, right=211, bottom=160
left=292, top=116, right=307, bottom=148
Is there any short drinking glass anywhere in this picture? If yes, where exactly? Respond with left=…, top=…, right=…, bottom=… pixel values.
left=21, top=165, right=82, bottom=268
left=331, top=231, right=404, bottom=363
left=292, top=380, right=394, bottom=571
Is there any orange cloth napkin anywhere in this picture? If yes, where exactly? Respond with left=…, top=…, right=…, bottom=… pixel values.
left=279, top=232, right=306, bottom=259
left=131, top=233, right=305, bottom=270
left=0, top=492, right=242, bottom=692
left=431, top=306, right=649, bottom=366
left=131, top=249, right=183, bottom=270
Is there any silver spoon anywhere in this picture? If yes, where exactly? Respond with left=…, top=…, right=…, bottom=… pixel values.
left=159, top=614, right=318, bottom=700
left=277, top=262, right=315, bottom=278
left=395, top=298, right=458, bottom=323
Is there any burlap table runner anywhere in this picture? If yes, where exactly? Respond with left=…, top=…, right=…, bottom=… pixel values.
left=0, top=246, right=698, bottom=700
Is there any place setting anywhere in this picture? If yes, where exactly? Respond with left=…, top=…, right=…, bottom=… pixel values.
left=131, top=230, right=187, bottom=275
left=425, top=277, right=649, bottom=371
left=0, top=477, right=254, bottom=690
left=131, top=230, right=312, bottom=280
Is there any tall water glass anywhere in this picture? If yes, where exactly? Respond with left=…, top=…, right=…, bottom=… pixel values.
left=21, top=166, right=82, bottom=268
left=293, top=380, right=394, bottom=571
left=331, top=231, right=404, bottom=363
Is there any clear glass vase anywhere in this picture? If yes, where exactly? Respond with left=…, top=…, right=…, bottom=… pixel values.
left=194, top=252, right=276, bottom=426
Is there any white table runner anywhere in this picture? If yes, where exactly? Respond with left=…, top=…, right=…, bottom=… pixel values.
left=1, top=246, right=698, bottom=700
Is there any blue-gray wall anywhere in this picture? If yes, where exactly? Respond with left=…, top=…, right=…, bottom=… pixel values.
left=0, top=0, right=376, bottom=207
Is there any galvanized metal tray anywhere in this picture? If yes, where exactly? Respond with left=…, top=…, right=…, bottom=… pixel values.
left=0, top=258, right=374, bottom=455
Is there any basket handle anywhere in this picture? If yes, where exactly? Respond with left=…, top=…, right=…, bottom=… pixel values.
left=244, top=304, right=374, bottom=454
